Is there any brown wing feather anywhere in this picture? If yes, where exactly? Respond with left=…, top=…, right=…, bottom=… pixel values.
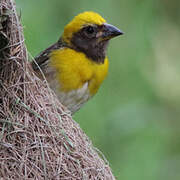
left=32, top=39, right=65, bottom=71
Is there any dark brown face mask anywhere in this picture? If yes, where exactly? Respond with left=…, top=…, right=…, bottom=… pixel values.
left=71, top=23, right=123, bottom=63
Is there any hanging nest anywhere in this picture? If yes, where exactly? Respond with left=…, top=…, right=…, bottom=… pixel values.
left=0, top=0, right=115, bottom=179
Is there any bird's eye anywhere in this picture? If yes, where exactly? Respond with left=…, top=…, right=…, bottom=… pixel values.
left=83, top=26, right=96, bottom=38
left=86, top=26, right=95, bottom=34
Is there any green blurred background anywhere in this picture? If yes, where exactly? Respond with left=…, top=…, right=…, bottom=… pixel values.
left=16, top=0, right=180, bottom=179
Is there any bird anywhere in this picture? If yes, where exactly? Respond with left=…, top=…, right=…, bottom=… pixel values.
left=32, top=11, right=123, bottom=114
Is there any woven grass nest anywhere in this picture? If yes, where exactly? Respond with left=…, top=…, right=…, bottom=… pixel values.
left=0, top=0, right=115, bottom=179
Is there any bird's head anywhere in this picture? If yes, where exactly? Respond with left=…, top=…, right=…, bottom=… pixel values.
left=62, top=11, right=123, bottom=63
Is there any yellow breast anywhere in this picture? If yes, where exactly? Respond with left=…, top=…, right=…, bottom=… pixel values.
left=50, top=48, right=109, bottom=95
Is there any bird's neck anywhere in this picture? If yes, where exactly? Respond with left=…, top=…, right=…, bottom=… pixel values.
left=59, top=38, right=108, bottom=64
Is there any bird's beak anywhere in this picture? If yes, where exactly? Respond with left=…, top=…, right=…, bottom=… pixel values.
left=102, top=23, right=124, bottom=40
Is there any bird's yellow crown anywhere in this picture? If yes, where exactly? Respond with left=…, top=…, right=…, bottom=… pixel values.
left=62, top=11, right=106, bottom=44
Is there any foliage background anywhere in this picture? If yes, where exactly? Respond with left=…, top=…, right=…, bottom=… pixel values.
left=16, top=0, right=180, bottom=179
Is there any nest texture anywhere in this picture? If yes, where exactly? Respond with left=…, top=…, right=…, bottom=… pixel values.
left=0, top=0, right=115, bottom=179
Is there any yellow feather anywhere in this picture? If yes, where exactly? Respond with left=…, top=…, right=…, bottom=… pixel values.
left=62, top=11, right=106, bottom=44
left=50, top=48, right=108, bottom=95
